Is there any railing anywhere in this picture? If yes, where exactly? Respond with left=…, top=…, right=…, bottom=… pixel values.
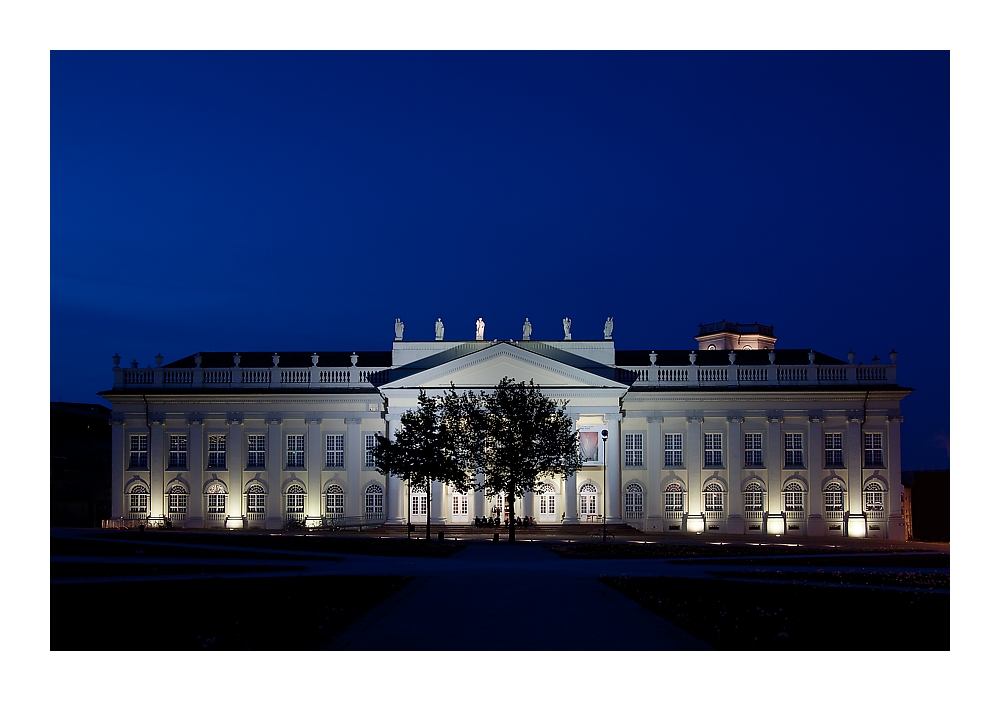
left=663, top=508, right=684, bottom=520
left=116, top=365, right=391, bottom=390
left=620, top=361, right=897, bottom=388
left=246, top=511, right=267, bottom=527
left=744, top=509, right=764, bottom=520
left=784, top=509, right=805, bottom=520
left=205, top=512, right=227, bottom=527
left=825, top=510, right=845, bottom=521
left=704, top=509, right=725, bottom=521
left=865, top=509, right=885, bottom=521
left=624, top=510, right=644, bottom=524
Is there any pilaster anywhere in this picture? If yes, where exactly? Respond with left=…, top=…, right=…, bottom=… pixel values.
left=684, top=416, right=703, bottom=533
left=726, top=415, right=744, bottom=535
left=386, top=415, right=403, bottom=524
left=605, top=413, right=622, bottom=524
left=306, top=417, right=323, bottom=525
left=564, top=471, right=579, bottom=524
left=645, top=416, right=663, bottom=533
left=430, top=480, right=445, bottom=525
left=266, top=417, right=283, bottom=529
left=346, top=417, right=362, bottom=518
left=807, top=415, right=824, bottom=536
left=846, top=415, right=866, bottom=537
left=226, top=415, right=244, bottom=521
left=886, top=416, right=906, bottom=539
left=765, top=414, right=784, bottom=534
left=187, top=416, right=205, bottom=527
left=149, top=417, right=165, bottom=519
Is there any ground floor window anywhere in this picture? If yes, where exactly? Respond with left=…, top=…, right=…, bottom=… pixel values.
left=538, top=484, right=557, bottom=515
left=864, top=482, right=885, bottom=515
left=704, top=483, right=724, bottom=511
left=207, top=484, right=227, bottom=513
left=325, top=485, right=344, bottom=515
left=824, top=484, right=844, bottom=518
left=579, top=483, right=598, bottom=515
left=783, top=483, right=804, bottom=512
left=365, top=484, right=384, bottom=515
left=285, top=485, right=305, bottom=514
left=452, top=491, right=469, bottom=516
left=247, top=484, right=266, bottom=513
left=129, top=485, right=148, bottom=514
left=664, top=483, right=683, bottom=514
left=167, top=486, right=188, bottom=514
left=624, top=483, right=643, bottom=519
left=744, top=483, right=764, bottom=517
left=410, top=483, right=428, bottom=516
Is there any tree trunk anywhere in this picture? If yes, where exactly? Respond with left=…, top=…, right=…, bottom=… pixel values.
left=426, top=476, right=432, bottom=542
left=507, top=483, right=516, bottom=543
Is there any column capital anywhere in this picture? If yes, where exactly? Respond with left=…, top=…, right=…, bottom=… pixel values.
left=187, top=414, right=204, bottom=426
left=265, top=416, right=283, bottom=425
left=646, top=415, right=663, bottom=424
left=149, top=414, right=166, bottom=425
left=727, top=412, right=744, bottom=424
left=110, top=413, right=126, bottom=426
left=766, top=413, right=783, bottom=424
left=808, top=415, right=824, bottom=423
left=604, top=412, right=622, bottom=423
left=226, top=413, right=244, bottom=426
left=305, top=416, right=322, bottom=425
left=345, top=417, right=363, bottom=425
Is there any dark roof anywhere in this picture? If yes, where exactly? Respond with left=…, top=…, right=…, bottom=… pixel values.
left=163, top=351, right=393, bottom=369
left=615, top=349, right=847, bottom=367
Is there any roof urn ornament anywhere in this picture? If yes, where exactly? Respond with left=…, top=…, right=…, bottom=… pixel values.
left=475, top=317, right=485, bottom=341
left=155, top=353, right=163, bottom=367
left=847, top=349, right=855, bottom=364
left=808, top=350, right=816, bottom=365
left=311, top=353, right=319, bottom=367
left=890, top=350, right=898, bottom=364
left=872, top=356, right=880, bottom=364
left=688, top=351, right=697, bottom=365
left=729, top=350, right=737, bottom=365
left=394, top=318, right=404, bottom=341
left=131, top=360, right=139, bottom=368
left=112, top=353, right=121, bottom=368
left=563, top=317, right=572, bottom=341
left=649, top=351, right=658, bottom=366
left=194, top=353, right=202, bottom=368
left=604, top=317, right=614, bottom=340
left=350, top=352, right=359, bottom=366
left=768, top=349, right=776, bottom=365
left=272, top=353, right=281, bottom=367
left=435, top=318, right=445, bottom=341
left=522, top=317, right=532, bottom=341
left=233, top=353, right=241, bottom=367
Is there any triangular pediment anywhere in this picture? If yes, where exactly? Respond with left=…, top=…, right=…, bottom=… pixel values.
left=378, top=342, right=628, bottom=390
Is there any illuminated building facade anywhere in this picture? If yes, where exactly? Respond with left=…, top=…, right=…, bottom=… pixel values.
left=102, top=320, right=909, bottom=539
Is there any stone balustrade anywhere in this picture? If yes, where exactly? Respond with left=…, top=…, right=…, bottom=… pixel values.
left=114, top=365, right=391, bottom=390
left=620, top=361, right=897, bottom=387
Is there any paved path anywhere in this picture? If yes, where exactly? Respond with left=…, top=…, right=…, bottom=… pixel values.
left=329, top=543, right=711, bottom=650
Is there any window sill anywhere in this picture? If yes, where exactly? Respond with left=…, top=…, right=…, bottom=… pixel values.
left=284, top=466, right=306, bottom=471
left=206, top=466, right=228, bottom=471
left=166, top=467, right=189, bottom=471
left=324, top=465, right=346, bottom=471
left=783, top=464, right=805, bottom=469
left=623, top=464, right=645, bottom=470
left=127, top=466, right=149, bottom=471
left=744, top=463, right=764, bottom=469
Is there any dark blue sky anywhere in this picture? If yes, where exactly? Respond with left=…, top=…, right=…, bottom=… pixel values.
left=50, top=50, right=949, bottom=470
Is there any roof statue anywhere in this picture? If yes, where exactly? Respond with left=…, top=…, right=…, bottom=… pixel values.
left=604, top=316, right=614, bottom=340
left=475, top=317, right=485, bottom=341
left=394, top=318, right=404, bottom=341
left=435, top=318, right=445, bottom=341
left=563, top=317, right=572, bottom=341
left=522, top=317, right=532, bottom=341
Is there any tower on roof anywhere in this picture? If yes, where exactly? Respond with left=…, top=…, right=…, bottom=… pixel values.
left=695, top=320, right=776, bottom=351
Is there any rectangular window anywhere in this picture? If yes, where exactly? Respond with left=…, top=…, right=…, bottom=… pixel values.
left=865, top=433, right=884, bottom=465
left=784, top=433, right=804, bottom=466
left=364, top=434, right=378, bottom=468
left=326, top=491, right=344, bottom=515
left=825, top=433, right=843, bottom=466
left=168, top=492, right=188, bottom=513
left=452, top=494, right=468, bottom=515
left=704, top=433, right=723, bottom=466
left=286, top=493, right=305, bottom=513
left=207, top=493, right=226, bottom=513
left=744, top=490, right=763, bottom=511
left=784, top=490, right=804, bottom=512
left=168, top=435, right=188, bottom=469
left=128, top=434, right=148, bottom=469
left=247, top=492, right=265, bottom=512
left=247, top=435, right=266, bottom=469
left=286, top=434, right=305, bottom=468
left=207, top=435, right=227, bottom=469
left=865, top=490, right=884, bottom=511
left=744, top=433, right=763, bottom=466
left=825, top=490, right=844, bottom=510
left=325, top=434, right=345, bottom=468
left=624, top=433, right=644, bottom=467
left=663, top=434, right=683, bottom=466
left=129, top=491, right=148, bottom=513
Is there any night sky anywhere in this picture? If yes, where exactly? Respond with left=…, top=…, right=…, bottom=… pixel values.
left=50, top=51, right=949, bottom=470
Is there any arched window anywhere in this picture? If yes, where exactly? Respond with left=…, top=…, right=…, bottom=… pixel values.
left=325, top=485, right=344, bottom=516
left=783, top=483, right=804, bottom=513
left=129, top=485, right=149, bottom=514
left=538, top=483, right=557, bottom=515
left=664, top=483, right=683, bottom=514
left=410, top=482, right=427, bottom=516
left=247, top=484, right=266, bottom=513
left=864, top=482, right=885, bottom=514
left=285, top=484, right=305, bottom=514
left=824, top=483, right=844, bottom=518
left=624, top=483, right=643, bottom=519
left=744, top=483, right=764, bottom=517
left=365, top=484, right=384, bottom=515
left=579, top=483, right=598, bottom=516
left=167, top=485, right=188, bottom=514
left=206, top=483, right=227, bottom=517
left=704, top=483, right=724, bottom=512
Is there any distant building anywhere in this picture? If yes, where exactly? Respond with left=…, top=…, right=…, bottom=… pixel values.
left=51, top=402, right=112, bottom=527
left=101, top=320, right=910, bottom=539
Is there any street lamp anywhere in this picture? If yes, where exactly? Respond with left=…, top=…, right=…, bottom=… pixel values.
left=601, top=429, right=609, bottom=544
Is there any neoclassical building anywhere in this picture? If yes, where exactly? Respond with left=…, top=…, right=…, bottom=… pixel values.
left=103, top=319, right=910, bottom=539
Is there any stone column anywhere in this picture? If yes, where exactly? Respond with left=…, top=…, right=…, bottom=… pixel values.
left=846, top=416, right=866, bottom=537
left=645, top=416, right=663, bottom=533
left=306, top=418, right=323, bottom=525
left=187, top=417, right=204, bottom=527
left=765, top=415, right=785, bottom=535
left=522, top=488, right=534, bottom=520
left=564, top=471, right=579, bottom=524
left=226, top=417, right=244, bottom=522
left=473, top=470, right=484, bottom=521
left=684, top=416, right=705, bottom=532
left=886, top=417, right=906, bottom=540
left=266, top=418, right=283, bottom=529
left=430, top=480, right=445, bottom=525
left=149, top=418, right=165, bottom=519
left=346, top=417, right=363, bottom=518
left=807, top=416, right=825, bottom=536
left=726, top=416, right=743, bottom=535
left=110, top=417, right=124, bottom=519
left=385, top=414, right=403, bottom=524
left=605, top=413, right=622, bottom=524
